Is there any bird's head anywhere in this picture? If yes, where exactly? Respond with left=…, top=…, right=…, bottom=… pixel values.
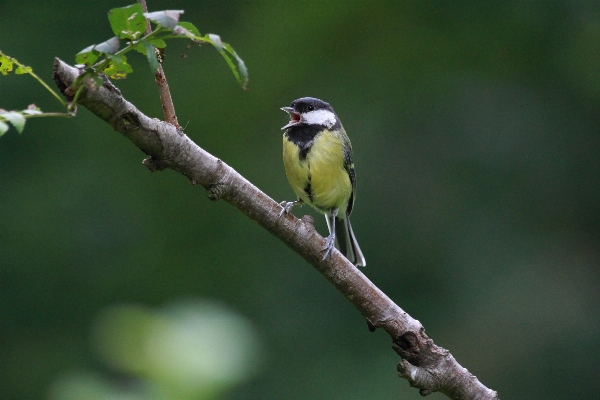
left=281, top=97, right=338, bottom=130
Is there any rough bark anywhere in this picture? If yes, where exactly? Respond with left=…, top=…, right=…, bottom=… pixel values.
left=53, top=58, right=499, bottom=400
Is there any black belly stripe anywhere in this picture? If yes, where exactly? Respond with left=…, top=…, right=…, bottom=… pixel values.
left=304, top=182, right=313, bottom=201
left=304, top=171, right=313, bottom=201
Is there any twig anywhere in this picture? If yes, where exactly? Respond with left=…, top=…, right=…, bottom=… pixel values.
left=137, top=0, right=179, bottom=127
left=52, top=59, right=499, bottom=400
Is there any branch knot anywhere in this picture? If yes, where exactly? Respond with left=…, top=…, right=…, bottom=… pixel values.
left=206, top=183, right=225, bottom=201
left=143, top=156, right=167, bottom=172
left=117, top=111, right=140, bottom=133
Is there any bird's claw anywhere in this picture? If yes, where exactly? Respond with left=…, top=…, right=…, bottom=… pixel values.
left=321, top=233, right=336, bottom=261
left=279, top=200, right=294, bottom=217
left=279, top=200, right=296, bottom=217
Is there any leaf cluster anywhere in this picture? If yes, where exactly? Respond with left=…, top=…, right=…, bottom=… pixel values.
left=0, top=3, right=249, bottom=136
left=0, top=52, right=70, bottom=136
left=75, top=4, right=248, bottom=88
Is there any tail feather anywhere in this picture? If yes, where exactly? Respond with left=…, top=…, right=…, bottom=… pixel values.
left=325, top=215, right=366, bottom=267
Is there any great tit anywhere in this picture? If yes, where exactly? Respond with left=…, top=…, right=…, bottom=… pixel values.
left=280, top=97, right=366, bottom=267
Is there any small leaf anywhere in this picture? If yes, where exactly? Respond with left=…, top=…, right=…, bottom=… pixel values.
left=0, top=120, right=9, bottom=136
left=149, top=38, right=166, bottom=49
left=223, top=43, right=249, bottom=90
left=0, top=54, right=14, bottom=75
left=176, top=22, right=201, bottom=37
left=205, top=34, right=249, bottom=89
left=95, top=36, right=120, bottom=55
left=15, top=65, right=33, bottom=74
left=108, top=4, right=146, bottom=40
left=144, top=10, right=184, bottom=29
left=1, top=111, right=26, bottom=133
left=76, top=37, right=119, bottom=66
left=103, top=54, right=133, bottom=79
left=75, top=48, right=100, bottom=66
left=133, top=37, right=166, bottom=54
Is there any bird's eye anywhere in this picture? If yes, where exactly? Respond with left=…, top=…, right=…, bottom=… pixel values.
left=307, top=105, right=314, bottom=111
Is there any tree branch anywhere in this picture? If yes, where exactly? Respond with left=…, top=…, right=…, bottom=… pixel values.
left=52, top=58, right=499, bottom=400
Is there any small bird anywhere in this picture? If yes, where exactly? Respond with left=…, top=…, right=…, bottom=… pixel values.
left=280, top=97, right=366, bottom=267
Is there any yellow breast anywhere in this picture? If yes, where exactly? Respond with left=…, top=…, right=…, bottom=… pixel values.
left=283, top=129, right=352, bottom=214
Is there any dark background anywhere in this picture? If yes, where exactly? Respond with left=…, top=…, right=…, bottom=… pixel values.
left=1, top=1, right=599, bottom=399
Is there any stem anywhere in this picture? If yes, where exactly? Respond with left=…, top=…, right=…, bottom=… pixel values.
left=24, top=112, right=73, bottom=119
left=138, top=0, right=179, bottom=127
left=69, top=85, right=86, bottom=112
left=0, top=51, right=67, bottom=108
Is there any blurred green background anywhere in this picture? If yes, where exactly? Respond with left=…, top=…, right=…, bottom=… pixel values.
left=1, top=1, right=599, bottom=399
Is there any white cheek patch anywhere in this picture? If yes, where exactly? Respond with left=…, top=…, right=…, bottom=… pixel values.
left=302, top=109, right=337, bottom=128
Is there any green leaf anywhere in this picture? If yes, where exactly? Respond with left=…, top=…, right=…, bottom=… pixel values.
left=144, top=10, right=184, bottom=29
left=76, top=48, right=100, bottom=66
left=133, top=38, right=165, bottom=55
left=0, top=54, right=14, bottom=75
left=1, top=111, right=26, bottom=133
left=0, top=120, right=8, bottom=136
left=76, top=37, right=119, bottom=66
left=176, top=22, right=201, bottom=37
left=108, top=4, right=146, bottom=40
left=149, top=38, right=167, bottom=49
left=206, top=34, right=249, bottom=89
left=223, top=43, right=249, bottom=90
left=103, top=54, right=133, bottom=79
left=15, top=65, right=33, bottom=74
left=142, top=40, right=159, bottom=72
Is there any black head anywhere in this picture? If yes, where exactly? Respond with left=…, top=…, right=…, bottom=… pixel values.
left=281, top=97, right=338, bottom=130
left=290, top=97, right=334, bottom=114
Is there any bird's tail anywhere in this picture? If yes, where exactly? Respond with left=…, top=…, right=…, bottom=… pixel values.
left=326, top=214, right=366, bottom=267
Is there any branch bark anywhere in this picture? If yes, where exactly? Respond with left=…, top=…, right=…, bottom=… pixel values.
left=52, top=59, right=499, bottom=400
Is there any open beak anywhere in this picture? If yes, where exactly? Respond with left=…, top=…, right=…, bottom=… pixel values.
left=281, top=107, right=302, bottom=130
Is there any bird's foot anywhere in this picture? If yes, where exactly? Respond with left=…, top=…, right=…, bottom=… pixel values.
left=279, top=200, right=299, bottom=217
left=321, top=232, right=336, bottom=261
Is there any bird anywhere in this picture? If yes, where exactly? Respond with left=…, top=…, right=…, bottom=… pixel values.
left=279, top=97, right=366, bottom=267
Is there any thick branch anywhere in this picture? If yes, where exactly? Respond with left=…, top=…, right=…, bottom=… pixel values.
left=52, top=59, right=498, bottom=400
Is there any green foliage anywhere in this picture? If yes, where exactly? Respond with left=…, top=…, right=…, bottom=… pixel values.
left=74, top=4, right=248, bottom=87
left=103, top=54, right=133, bottom=80
left=0, top=4, right=249, bottom=137
left=0, top=52, right=33, bottom=76
left=0, top=51, right=69, bottom=136
left=75, top=37, right=121, bottom=66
